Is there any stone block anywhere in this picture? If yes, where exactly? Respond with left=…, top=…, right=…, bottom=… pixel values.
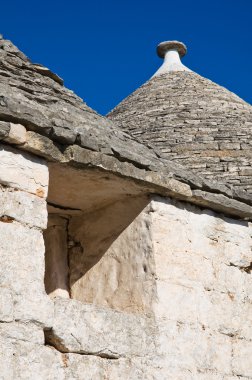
left=0, top=322, right=44, bottom=345
left=20, top=131, right=64, bottom=162
left=13, top=342, right=65, bottom=380
left=46, top=298, right=156, bottom=358
left=0, top=144, right=48, bottom=198
left=0, top=121, right=10, bottom=139
left=239, top=167, right=252, bottom=176
left=219, top=142, right=241, bottom=150
left=4, top=123, right=26, bottom=144
left=0, top=186, right=47, bottom=229
left=0, top=221, right=53, bottom=327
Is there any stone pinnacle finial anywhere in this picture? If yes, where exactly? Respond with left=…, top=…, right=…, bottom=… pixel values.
left=152, top=40, right=190, bottom=78
left=157, top=41, right=187, bottom=59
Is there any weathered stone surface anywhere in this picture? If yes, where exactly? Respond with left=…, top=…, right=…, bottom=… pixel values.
left=0, top=144, right=48, bottom=198
left=31, top=63, right=64, bottom=85
left=4, top=122, right=26, bottom=144
left=0, top=185, right=47, bottom=228
left=63, top=354, right=106, bottom=379
left=0, top=120, right=10, bottom=139
left=68, top=198, right=155, bottom=313
left=0, top=322, right=44, bottom=345
left=20, top=131, right=65, bottom=162
left=150, top=197, right=252, bottom=377
left=156, top=320, right=232, bottom=375
left=40, top=140, right=251, bottom=219
left=51, top=123, right=76, bottom=145
left=0, top=37, right=28, bottom=61
left=63, top=144, right=196, bottom=197
left=0, top=192, right=251, bottom=378
left=0, top=287, right=13, bottom=322
left=0, top=38, right=163, bottom=173
left=0, top=336, right=14, bottom=380
left=6, top=132, right=250, bottom=220
left=191, top=189, right=252, bottom=219
left=13, top=341, right=65, bottom=380
left=0, top=220, right=53, bottom=326
left=12, top=125, right=252, bottom=220
left=64, top=355, right=153, bottom=380
left=232, top=340, right=252, bottom=377
left=108, top=71, right=252, bottom=194
left=46, top=298, right=156, bottom=358
left=0, top=336, right=65, bottom=379
left=8, top=133, right=247, bottom=221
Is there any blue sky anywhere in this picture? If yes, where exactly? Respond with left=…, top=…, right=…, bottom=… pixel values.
left=1, top=0, right=251, bottom=115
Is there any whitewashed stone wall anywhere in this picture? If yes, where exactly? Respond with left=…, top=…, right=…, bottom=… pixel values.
left=0, top=146, right=251, bottom=379
left=150, top=197, right=252, bottom=379
left=45, top=196, right=252, bottom=379
left=0, top=145, right=55, bottom=379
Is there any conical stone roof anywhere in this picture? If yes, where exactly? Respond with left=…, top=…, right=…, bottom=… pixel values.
left=108, top=41, right=252, bottom=194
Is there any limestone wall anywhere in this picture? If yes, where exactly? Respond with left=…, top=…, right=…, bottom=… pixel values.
left=0, top=146, right=251, bottom=379
left=150, top=197, right=252, bottom=379
left=0, top=144, right=55, bottom=378
left=46, top=197, right=252, bottom=379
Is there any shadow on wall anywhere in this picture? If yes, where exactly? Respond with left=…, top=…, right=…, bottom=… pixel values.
left=44, top=162, right=156, bottom=313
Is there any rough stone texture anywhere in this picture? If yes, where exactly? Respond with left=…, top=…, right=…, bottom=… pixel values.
left=232, top=340, right=252, bottom=377
left=61, top=144, right=252, bottom=218
left=20, top=131, right=65, bottom=162
left=0, top=210, right=52, bottom=327
left=0, top=120, right=10, bottom=139
left=0, top=189, right=252, bottom=377
left=190, top=189, right=252, bottom=219
left=0, top=287, right=13, bottom=322
left=46, top=298, right=156, bottom=359
left=0, top=322, right=44, bottom=345
left=108, top=71, right=252, bottom=194
left=150, top=197, right=252, bottom=378
left=4, top=122, right=26, bottom=144
left=39, top=197, right=252, bottom=378
left=0, top=337, right=65, bottom=380
left=0, top=144, right=48, bottom=198
left=68, top=196, right=155, bottom=313
left=0, top=38, right=161, bottom=171
left=0, top=147, right=52, bottom=328
left=0, top=184, right=47, bottom=228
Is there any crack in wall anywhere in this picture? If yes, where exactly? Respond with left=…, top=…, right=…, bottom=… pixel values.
left=229, top=261, right=252, bottom=274
left=43, top=328, right=119, bottom=360
left=47, top=201, right=82, bottom=213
